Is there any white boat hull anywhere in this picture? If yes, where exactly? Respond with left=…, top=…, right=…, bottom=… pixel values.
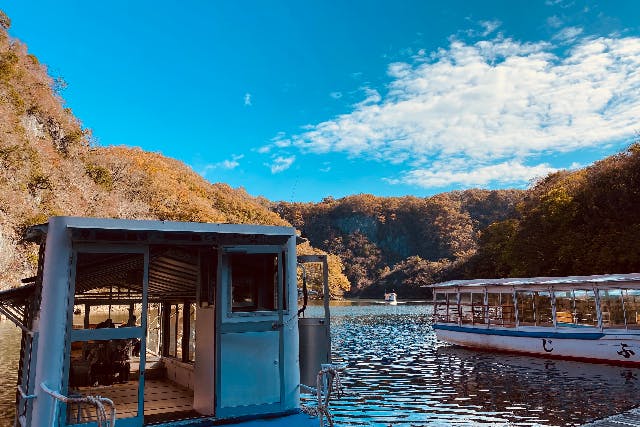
left=434, top=324, right=640, bottom=365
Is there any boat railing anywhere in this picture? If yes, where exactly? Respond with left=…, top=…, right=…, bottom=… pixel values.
left=40, top=382, right=116, bottom=427
left=433, top=302, right=517, bottom=328
left=434, top=286, right=640, bottom=331
left=300, top=363, right=345, bottom=427
left=17, top=385, right=36, bottom=400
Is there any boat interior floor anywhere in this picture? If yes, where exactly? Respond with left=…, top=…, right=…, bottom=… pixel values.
left=68, top=377, right=196, bottom=424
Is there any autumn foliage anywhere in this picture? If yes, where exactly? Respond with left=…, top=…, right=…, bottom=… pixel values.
left=273, top=190, right=523, bottom=297
left=0, top=21, right=348, bottom=291
left=466, top=143, right=640, bottom=278
left=2, top=12, right=638, bottom=299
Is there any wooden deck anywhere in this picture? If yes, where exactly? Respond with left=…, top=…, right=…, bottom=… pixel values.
left=67, top=378, right=194, bottom=423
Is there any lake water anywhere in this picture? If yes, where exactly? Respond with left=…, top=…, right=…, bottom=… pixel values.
left=1, top=302, right=640, bottom=426
left=0, top=320, right=20, bottom=426
left=305, top=302, right=640, bottom=426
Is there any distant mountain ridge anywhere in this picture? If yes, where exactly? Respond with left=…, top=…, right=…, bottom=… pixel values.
left=3, top=11, right=638, bottom=300
left=273, top=142, right=640, bottom=298
left=273, top=190, right=524, bottom=297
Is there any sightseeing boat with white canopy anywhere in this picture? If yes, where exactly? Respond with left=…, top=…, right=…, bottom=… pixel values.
left=430, top=274, right=640, bottom=365
left=0, top=217, right=338, bottom=427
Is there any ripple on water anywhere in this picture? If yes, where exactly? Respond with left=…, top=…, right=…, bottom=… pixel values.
left=2, top=304, right=640, bottom=426
left=303, top=303, right=640, bottom=426
left=0, top=321, right=21, bottom=427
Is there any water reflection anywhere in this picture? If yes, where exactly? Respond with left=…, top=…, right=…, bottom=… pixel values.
left=304, top=303, right=640, bottom=426
left=2, top=303, right=640, bottom=426
left=0, top=320, right=20, bottom=427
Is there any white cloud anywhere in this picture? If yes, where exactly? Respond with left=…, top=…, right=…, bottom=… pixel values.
left=546, top=15, right=563, bottom=29
left=545, top=0, right=574, bottom=7
left=201, top=154, right=244, bottom=175
left=387, top=161, right=557, bottom=188
left=553, top=26, right=584, bottom=43
left=480, top=20, right=501, bottom=37
left=270, top=33, right=640, bottom=189
left=268, top=155, right=296, bottom=173
left=568, top=161, right=583, bottom=170
left=244, top=93, right=252, bottom=106
left=463, top=19, right=502, bottom=39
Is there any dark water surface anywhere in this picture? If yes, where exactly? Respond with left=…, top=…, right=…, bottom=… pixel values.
left=2, top=303, right=640, bottom=426
left=308, top=302, right=640, bottom=426
left=0, top=320, right=20, bottom=426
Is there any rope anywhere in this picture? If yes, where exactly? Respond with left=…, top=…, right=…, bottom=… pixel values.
left=81, top=395, right=114, bottom=427
left=63, top=395, right=116, bottom=427
left=40, top=383, right=116, bottom=427
left=300, top=366, right=344, bottom=427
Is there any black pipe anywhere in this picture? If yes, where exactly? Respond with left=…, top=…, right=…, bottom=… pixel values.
left=297, top=265, right=308, bottom=317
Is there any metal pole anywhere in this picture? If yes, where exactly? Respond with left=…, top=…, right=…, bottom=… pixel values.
left=322, top=256, right=331, bottom=364
left=31, top=217, right=73, bottom=427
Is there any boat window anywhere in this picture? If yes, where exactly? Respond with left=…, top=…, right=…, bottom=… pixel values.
left=231, top=253, right=281, bottom=312
left=147, top=303, right=162, bottom=355
left=459, top=293, right=472, bottom=324
left=516, top=291, right=535, bottom=326
left=434, top=293, right=451, bottom=323
left=622, top=289, right=640, bottom=329
left=472, top=293, right=485, bottom=324
left=555, top=291, right=575, bottom=326
left=173, top=303, right=197, bottom=361
left=574, top=290, right=598, bottom=327
left=188, top=303, right=196, bottom=361
left=447, top=293, right=458, bottom=322
left=487, top=293, right=516, bottom=327
left=534, top=291, right=553, bottom=327
left=169, top=304, right=179, bottom=357
left=71, top=252, right=144, bottom=330
left=155, top=302, right=197, bottom=362
left=599, top=289, right=625, bottom=328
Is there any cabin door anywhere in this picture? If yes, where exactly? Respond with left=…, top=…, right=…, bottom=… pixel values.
left=216, top=245, right=287, bottom=418
left=62, top=245, right=149, bottom=427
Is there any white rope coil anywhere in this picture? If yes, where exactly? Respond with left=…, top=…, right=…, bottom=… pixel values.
left=40, top=383, right=116, bottom=427
left=301, top=366, right=344, bottom=427
left=65, top=395, right=116, bottom=427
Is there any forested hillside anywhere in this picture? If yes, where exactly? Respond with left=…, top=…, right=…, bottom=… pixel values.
left=4, top=9, right=637, bottom=301
left=465, top=143, right=640, bottom=279
left=0, top=16, right=351, bottom=296
left=275, top=144, right=640, bottom=299
left=273, top=190, right=523, bottom=297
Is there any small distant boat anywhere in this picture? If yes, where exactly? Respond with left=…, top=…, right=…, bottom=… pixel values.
left=384, top=291, right=398, bottom=305
left=429, top=273, right=640, bottom=366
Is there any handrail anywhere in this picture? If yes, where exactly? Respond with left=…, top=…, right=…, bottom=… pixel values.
left=40, top=383, right=116, bottom=427
left=300, top=364, right=345, bottom=427
left=16, top=385, right=36, bottom=400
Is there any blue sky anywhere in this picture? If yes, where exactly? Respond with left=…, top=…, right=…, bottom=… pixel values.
left=4, top=1, right=640, bottom=202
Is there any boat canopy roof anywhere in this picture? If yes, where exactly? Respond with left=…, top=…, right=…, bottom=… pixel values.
left=25, top=216, right=296, bottom=243
left=0, top=282, right=37, bottom=333
left=0, top=281, right=36, bottom=307
left=429, top=273, right=640, bottom=290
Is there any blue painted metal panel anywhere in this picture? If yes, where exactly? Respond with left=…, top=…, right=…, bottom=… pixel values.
left=433, top=324, right=605, bottom=340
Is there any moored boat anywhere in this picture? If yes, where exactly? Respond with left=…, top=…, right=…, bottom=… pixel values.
left=0, top=217, right=338, bottom=427
left=384, top=291, right=398, bottom=305
left=429, top=274, right=640, bottom=365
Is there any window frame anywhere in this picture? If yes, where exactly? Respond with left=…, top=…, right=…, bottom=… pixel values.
left=222, top=245, right=288, bottom=321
